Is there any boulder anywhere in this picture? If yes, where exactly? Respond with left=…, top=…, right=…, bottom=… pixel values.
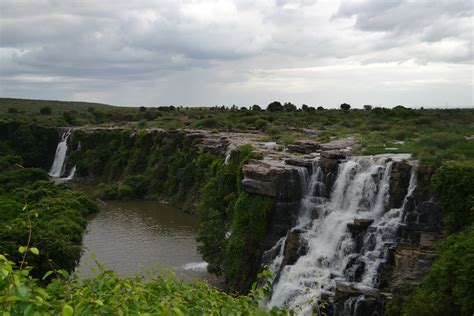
left=242, top=159, right=306, bottom=202
left=347, top=219, right=374, bottom=252
left=334, top=282, right=386, bottom=316
left=287, top=140, right=320, bottom=154
left=285, top=158, right=314, bottom=171
left=319, top=151, right=346, bottom=190
left=281, top=229, right=308, bottom=267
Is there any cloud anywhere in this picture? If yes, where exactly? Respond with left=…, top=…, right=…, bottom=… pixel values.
left=0, top=0, right=472, bottom=107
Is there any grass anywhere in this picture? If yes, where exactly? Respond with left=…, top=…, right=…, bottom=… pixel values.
left=1, top=98, right=473, bottom=165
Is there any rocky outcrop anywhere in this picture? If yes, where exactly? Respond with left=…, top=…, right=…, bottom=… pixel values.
left=184, top=130, right=229, bottom=155
left=285, top=157, right=314, bottom=171
left=281, top=229, right=308, bottom=267
left=287, top=140, right=320, bottom=154
left=389, top=161, right=412, bottom=209
left=333, top=282, right=388, bottom=316
left=379, top=165, right=442, bottom=298
left=319, top=151, right=346, bottom=191
left=241, top=159, right=305, bottom=202
left=347, top=219, right=374, bottom=253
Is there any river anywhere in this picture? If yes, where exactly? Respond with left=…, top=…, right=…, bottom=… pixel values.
left=75, top=198, right=221, bottom=285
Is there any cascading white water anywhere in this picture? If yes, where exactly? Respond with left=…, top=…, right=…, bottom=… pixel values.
left=265, top=155, right=416, bottom=314
left=49, top=128, right=75, bottom=180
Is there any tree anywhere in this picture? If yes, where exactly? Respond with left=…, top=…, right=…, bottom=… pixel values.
left=87, top=106, right=95, bottom=113
left=8, top=107, right=18, bottom=114
left=340, top=103, right=351, bottom=111
left=251, top=104, right=262, bottom=112
left=363, top=105, right=372, bottom=111
left=283, top=102, right=297, bottom=112
left=267, top=101, right=283, bottom=112
left=39, top=106, right=52, bottom=115
left=139, top=106, right=147, bottom=112
left=63, top=111, right=78, bottom=125
left=317, top=106, right=324, bottom=111
left=302, top=104, right=315, bottom=112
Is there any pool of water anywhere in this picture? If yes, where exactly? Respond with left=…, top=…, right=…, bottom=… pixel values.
left=75, top=199, right=221, bottom=285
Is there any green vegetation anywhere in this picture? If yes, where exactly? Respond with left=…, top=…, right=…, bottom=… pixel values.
left=69, top=129, right=218, bottom=210
left=397, top=161, right=474, bottom=315
left=1, top=252, right=285, bottom=315
left=196, top=145, right=273, bottom=291
left=0, top=168, right=97, bottom=279
left=2, top=98, right=473, bottom=165
left=0, top=121, right=59, bottom=169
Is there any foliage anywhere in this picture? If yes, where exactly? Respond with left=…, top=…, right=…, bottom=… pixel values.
left=0, top=121, right=59, bottom=169
left=197, top=146, right=271, bottom=292
left=0, top=168, right=97, bottom=278
left=0, top=255, right=287, bottom=315
left=402, top=223, right=474, bottom=316
left=340, top=103, right=351, bottom=111
left=432, top=161, right=474, bottom=233
left=1, top=98, right=473, bottom=167
left=224, top=193, right=274, bottom=291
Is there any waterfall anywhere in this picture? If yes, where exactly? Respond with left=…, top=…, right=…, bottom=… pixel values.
left=49, top=128, right=75, bottom=180
left=264, top=156, right=416, bottom=314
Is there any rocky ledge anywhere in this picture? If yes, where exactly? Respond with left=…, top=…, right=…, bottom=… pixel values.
left=241, top=159, right=306, bottom=202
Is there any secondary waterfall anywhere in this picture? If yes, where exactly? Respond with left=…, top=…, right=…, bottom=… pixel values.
left=264, top=156, right=416, bottom=314
left=49, top=128, right=75, bottom=179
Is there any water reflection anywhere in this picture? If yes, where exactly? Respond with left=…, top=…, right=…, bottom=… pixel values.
left=76, top=200, right=220, bottom=285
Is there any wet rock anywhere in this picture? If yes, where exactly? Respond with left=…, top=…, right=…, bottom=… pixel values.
left=347, top=219, right=374, bottom=252
left=242, top=159, right=304, bottom=202
left=344, top=257, right=366, bottom=282
left=263, top=201, right=301, bottom=250
left=334, top=282, right=386, bottom=316
left=287, top=140, right=320, bottom=154
left=285, top=158, right=314, bottom=171
left=319, top=151, right=346, bottom=191
left=389, top=160, right=412, bottom=209
left=281, top=229, right=308, bottom=267
left=347, top=219, right=374, bottom=236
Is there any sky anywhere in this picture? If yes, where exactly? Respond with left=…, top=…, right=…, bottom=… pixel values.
left=0, top=0, right=473, bottom=108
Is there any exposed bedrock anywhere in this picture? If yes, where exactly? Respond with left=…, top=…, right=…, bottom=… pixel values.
left=379, top=165, right=442, bottom=298
left=319, top=151, right=346, bottom=191
left=241, top=159, right=305, bottom=202
left=287, top=140, right=320, bottom=154
left=389, top=160, right=412, bottom=209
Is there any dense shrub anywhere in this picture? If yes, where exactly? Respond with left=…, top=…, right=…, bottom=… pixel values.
left=0, top=169, right=97, bottom=278
left=0, top=255, right=285, bottom=315
left=432, top=161, right=474, bottom=233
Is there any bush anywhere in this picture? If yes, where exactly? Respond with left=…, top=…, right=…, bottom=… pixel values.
left=0, top=255, right=284, bottom=315
left=39, top=106, right=52, bottom=115
left=403, top=223, right=474, bottom=316
left=255, top=119, right=269, bottom=130
left=432, top=161, right=474, bottom=233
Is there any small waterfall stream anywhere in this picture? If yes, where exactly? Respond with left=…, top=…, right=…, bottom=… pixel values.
left=264, top=156, right=416, bottom=315
left=49, top=128, right=76, bottom=180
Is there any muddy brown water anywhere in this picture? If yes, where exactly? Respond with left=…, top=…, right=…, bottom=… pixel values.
left=75, top=196, right=221, bottom=286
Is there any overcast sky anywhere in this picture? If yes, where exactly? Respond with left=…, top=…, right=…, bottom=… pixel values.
left=0, top=0, right=472, bottom=108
